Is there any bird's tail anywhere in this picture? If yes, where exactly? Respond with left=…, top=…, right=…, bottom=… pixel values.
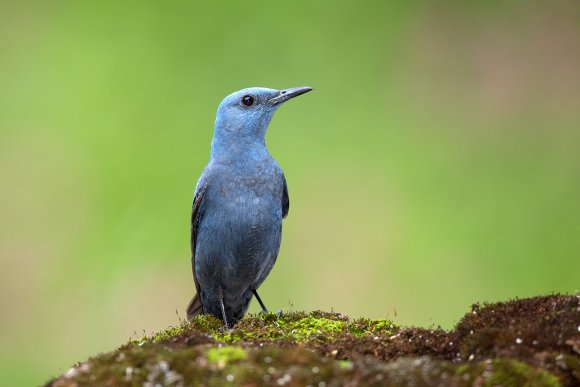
left=186, top=293, right=203, bottom=321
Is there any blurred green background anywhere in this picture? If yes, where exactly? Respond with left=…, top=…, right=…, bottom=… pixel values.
left=1, top=1, right=579, bottom=385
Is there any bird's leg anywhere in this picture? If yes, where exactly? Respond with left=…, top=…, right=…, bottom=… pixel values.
left=252, top=289, right=269, bottom=314
left=219, top=298, right=230, bottom=329
left=218, top=288, right=230, bottom=329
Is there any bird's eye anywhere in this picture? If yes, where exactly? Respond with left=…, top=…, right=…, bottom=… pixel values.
left=241, top=95, right=255, bottom=106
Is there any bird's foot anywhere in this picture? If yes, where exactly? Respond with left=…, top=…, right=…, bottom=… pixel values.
left=217, top=324, right=232, bottom=332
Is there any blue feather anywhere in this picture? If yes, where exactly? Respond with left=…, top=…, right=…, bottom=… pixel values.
left=187, top=86, right=312, bottom=327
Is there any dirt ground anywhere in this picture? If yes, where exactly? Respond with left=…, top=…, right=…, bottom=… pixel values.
left=47, top=294, right=579, bottom=386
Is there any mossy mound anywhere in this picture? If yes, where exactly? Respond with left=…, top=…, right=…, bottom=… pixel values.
left=47, top=294, right=579, bottom=386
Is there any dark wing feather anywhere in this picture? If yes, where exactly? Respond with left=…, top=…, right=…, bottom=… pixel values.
left=186, top=186, right=206, bottom=320
left=282, top=174, right=289, bottom=219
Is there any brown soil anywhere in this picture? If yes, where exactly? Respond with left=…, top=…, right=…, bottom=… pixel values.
left=47, top=294, right=579, bottom=386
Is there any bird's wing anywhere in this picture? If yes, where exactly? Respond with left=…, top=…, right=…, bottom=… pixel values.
left=186, top=181, right=207, bottom=320
left=282, top=173, right=289, bottom=219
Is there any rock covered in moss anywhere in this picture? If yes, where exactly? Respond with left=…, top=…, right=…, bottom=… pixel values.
left=47, top=294, right=579, bottom=386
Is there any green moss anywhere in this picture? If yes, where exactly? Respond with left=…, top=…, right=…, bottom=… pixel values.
left=125, top=321, right=192, bottom=346
left=454, top=363, right=471, bottom=375
left=338, top=360, right=353, bottom=370
left=206, top=311, right=397, bottom=344
left=349, top=317, right=396, bottom=336
left=207, top=346, right=248, bottom=365
left=50, top=343, right=566, bottom=387
left=454, top=359, right=561, bottom=387
left=485, top=359, right=561, bottom=387
left=48, top=298, right=578, bottom=387
left=278, top=316, right=345, bottom=340
left=124, top=311, right=394, bottom=349
left=190, top=313, right=224, bottom=332
left=150, top=324, right=187, bottom=342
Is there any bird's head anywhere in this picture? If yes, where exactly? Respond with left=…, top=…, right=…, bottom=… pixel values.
left=211, top=86, right=312, bottom=158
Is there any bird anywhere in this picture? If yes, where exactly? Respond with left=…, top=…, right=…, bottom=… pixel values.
left=186, top=86, right=313, bottom=328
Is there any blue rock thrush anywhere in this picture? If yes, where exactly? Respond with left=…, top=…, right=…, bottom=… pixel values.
left=186, top=86, right=313, bottom=328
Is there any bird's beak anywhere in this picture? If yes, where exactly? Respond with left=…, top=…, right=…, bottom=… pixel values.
left=268, top=86, right=313, bottom=105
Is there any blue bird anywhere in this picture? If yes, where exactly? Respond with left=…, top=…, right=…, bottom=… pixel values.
left=186, top=86, right=313, bottom=328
